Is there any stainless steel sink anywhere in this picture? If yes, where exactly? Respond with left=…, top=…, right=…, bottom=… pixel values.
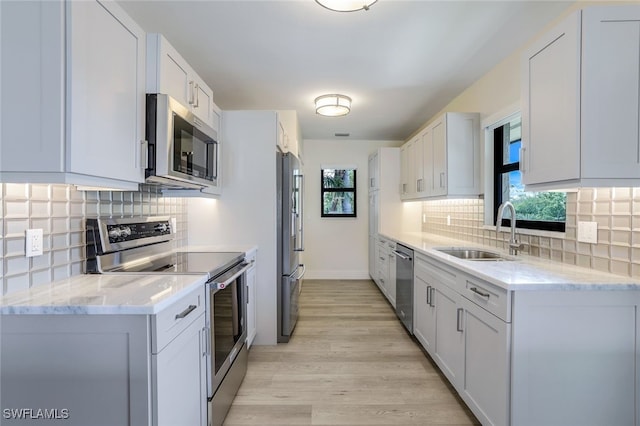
left=435, top=247, right=513, bottom=261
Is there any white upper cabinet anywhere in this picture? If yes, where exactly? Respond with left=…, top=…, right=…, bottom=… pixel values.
left=276, top=110, right=301, bottom=158
left=147, top=34, right=219, bottom=131
left=401, top=112, right=480, bottom=200
left=521, top=5, right=640, bottom=190
left=0, top=0, right=146, bottom=189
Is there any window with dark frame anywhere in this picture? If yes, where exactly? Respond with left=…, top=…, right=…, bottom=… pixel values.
left=493, top=117, right=566, bottom=232
left=321, top=168, right=357, bottom=218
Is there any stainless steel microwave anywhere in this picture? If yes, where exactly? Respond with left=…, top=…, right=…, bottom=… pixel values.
left=145, top=94, right=219, bottom=190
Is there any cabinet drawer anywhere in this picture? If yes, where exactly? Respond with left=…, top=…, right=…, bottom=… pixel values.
left=415, top=253, right=456, bottom=290
left=152, top=285, right=205, bottom=353
left=462, top=276, right=511, bottom=322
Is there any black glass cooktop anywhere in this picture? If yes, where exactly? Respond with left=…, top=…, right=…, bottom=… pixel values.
left=115, top=251, right=244, bottom=279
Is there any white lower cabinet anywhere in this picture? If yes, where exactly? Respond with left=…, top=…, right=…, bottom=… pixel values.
left=414, top=253, right=509, bottom=426
left=511, top=291, right=639, bottom=426
left=459, top=297, right=510, bottom=426
left=432, top=282, right=465, bottom=388
left=413, top=263, right=436, bottom=353
left=414, top=252, right=639, bottom=426
left=0, top=286, right=208, bottom=426
left=153, top=313, right=206, bottom=426
left=246, top=250, right=258, bottom=348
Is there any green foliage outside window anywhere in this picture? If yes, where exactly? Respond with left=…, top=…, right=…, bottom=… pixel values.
left=321, top=169, right=356, bottom=217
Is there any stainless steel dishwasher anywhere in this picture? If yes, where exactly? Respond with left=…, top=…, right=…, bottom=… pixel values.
left=393, top=244, right=414, bottom=334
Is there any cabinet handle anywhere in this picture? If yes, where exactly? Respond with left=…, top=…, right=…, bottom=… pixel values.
left=519, top=147, right=526, bottom=173
left=426, top=285, right=431, bottom=305
left=470, top=287, right=490, bottom=299
left=188, top=81, right=195, bottom=105
left=456, top=308, right=464, bottom=332
left=194, top=83, right=200, bottom=108
left=440, top=172, right=445, bottom=188
left=140, top=140, right=148, bottom=169
left=175, top=304, right=197, bottom=320
left=416, top=179, right=420, bottom=192
left=380, top=278, right=385, bottom=284
left=370, top=177, right=374, bottom=188
left=402, top=183, right=407, bottom=194
left=430, top=287, right=435, bottom=307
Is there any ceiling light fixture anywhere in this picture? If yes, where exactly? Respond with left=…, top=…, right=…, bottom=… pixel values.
left=315, top=0, right=377, bottom=12
left=315, top=94, right=352, bottom=117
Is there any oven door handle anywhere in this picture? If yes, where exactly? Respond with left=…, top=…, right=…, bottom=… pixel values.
left=209, top=262, right=250, bottom=291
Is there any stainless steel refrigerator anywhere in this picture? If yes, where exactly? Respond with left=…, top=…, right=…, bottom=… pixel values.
left=276, top=151, right=305, bottom=342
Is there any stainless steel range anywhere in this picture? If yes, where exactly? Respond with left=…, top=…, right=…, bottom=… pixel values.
left=86, top=216, right=249, bottom=426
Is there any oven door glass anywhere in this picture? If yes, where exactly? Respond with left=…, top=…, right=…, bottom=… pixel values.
left=212, top=277, right=245, bottom=375
left=172, top=113, right=218, bottom=184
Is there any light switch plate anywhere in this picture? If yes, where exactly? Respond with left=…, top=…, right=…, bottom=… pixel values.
left=26, top=228, right=44, bottom=257
left=577, top=221, right=598, bottom=244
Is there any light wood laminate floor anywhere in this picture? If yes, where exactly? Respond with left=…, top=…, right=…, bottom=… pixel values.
left=224, top=279, right=480, bottom=426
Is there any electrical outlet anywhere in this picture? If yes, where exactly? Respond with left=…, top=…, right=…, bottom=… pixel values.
left=577, top=221, right=598, bottom=244
left=26, top=229, right=44, bottom=257
left=447, top=215, right=451, bottom=226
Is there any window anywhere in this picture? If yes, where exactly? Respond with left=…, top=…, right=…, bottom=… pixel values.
left=321, top=168, right=356, bottom=217
left=493, top=116, right=566, bottom=232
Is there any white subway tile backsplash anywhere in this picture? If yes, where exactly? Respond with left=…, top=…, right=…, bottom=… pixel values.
left=6, top=256, right=29, bottom=275
left=5, top=219, right=28, bottom=237
left=5, top=274, right=30, bottom=294
left=4, top=184, right=28, bottom=199
left=421, top=188, right=640, bottom=279
left=5, top=198, right=29, bottom=217
left=31, top=253, right=52, bottom=270
left=1, top=183, right=188, bottom=295
left=5, top=238, right=25, bottom=256
left=30, top=184, right=51, bottom=200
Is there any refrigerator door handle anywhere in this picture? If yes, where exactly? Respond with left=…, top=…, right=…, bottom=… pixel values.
left=295, top=173, right=305, bottom=252
left=294, top=264, right=306, bottom=280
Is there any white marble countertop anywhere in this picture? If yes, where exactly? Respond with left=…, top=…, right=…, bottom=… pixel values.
left=0, top=273, right=209, bottom=315
left=381, top=231, right=640, bottom=291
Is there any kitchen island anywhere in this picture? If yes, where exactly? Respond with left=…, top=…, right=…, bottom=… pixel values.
left=382, top=231, right=640, bottom=426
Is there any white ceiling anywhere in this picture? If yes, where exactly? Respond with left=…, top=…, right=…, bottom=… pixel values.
left=118, top=0, right=573, bottom=141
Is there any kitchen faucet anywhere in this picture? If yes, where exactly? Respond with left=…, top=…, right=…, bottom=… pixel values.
left=496, top=201, right=524, bottom=255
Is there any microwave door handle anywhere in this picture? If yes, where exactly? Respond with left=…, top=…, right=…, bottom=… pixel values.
left=211, top=140, right=219, bottom=180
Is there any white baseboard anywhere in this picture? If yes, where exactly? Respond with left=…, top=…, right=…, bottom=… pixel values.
left=304, top=270, right=371, bottom=280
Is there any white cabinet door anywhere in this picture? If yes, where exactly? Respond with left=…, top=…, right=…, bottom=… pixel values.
left=400, top=145, right=409, bottom=198
left=368, top=152, right=379, bottom=192
left=581, top=6, right=640, bottom=179
left=191, top=72, right=215, bottom=127
left=368, top=235, right=377, bottom=280
left=386, top=241, right=397, bottom=308
left=430, top=117, right=447, bottom=197
left=459, top=297, right=510, bottom=426
left=153, top=313, right=206, bottom=426
left=405, top=139, right=418, bottom=199
left=68, top=0, right=145, bottom=184
left=433, top=282, right=464, bottom=389
left=413, top=267, right=436, bottom=354
left=154, top=36, right=191, bottom=108
left=414, top=133, right=426, bottom=197
left=246, top=257, right=257, bottom=348
left=511, top=291, right=638, bottom=426
left=521, top=11, right=582, bottom=186
left=148, top=34, right=217, bottom=130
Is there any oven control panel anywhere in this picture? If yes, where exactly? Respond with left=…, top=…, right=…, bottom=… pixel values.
left=106, top=220, right=172, bottom=243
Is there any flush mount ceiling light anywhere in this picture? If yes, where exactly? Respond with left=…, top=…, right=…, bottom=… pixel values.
left=315, top=94, right=352, bottom=117
left=315, top=0, right=377, bottom=12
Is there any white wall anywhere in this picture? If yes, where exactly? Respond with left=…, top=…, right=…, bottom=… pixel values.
left=188, top=111, right=278, bottom=346
left=303, top=139, right=402, bottom=280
